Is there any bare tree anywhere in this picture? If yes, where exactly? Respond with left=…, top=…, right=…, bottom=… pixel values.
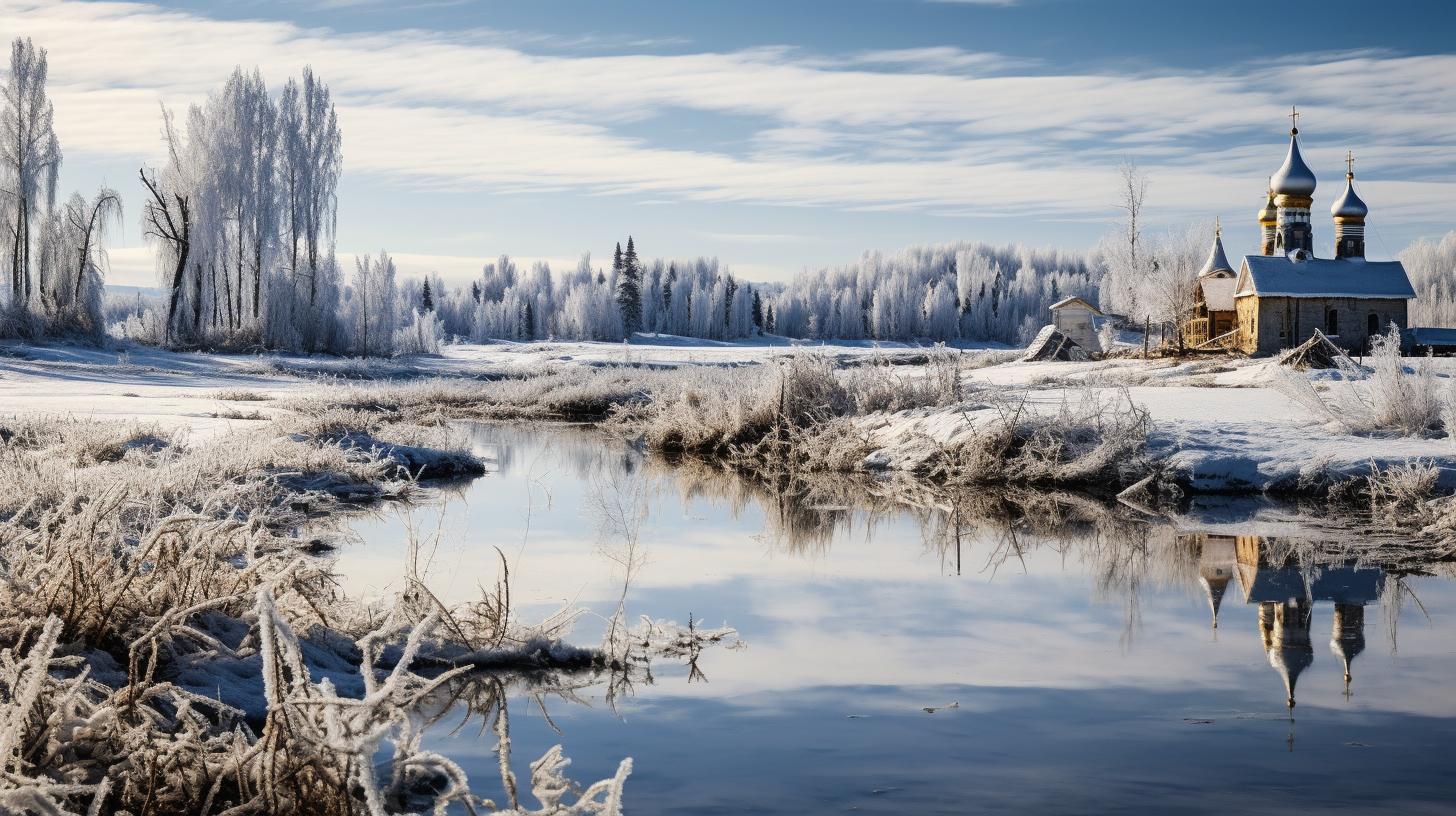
left=140, top=167, right=192, bottom=343
left=1111, top=159, right=1149, bottom=317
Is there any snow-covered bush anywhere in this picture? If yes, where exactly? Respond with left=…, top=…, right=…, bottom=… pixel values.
left=1276, top=328, right=1443, bottom=437
left=393, top=307, right=442, bottom=356
left=928, top=388, right=1155, bottom=487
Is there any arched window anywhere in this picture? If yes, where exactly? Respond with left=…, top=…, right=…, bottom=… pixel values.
left=1326, top=308, right=1339, bottom=336
left=1367, top=313, right=1380, bottom=338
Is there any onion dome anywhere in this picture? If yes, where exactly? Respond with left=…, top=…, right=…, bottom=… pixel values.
left=1331, top=171, right=1368, bottom=219
left=1329, top=603, right=1366, bottom=689
left=1259, top=600, right=1313, bottom=710
left=1198, top=224, right=1234, bottom=277
left=1258, top=187, right=1278, bottom=224
left=1271, top=127, right=1317, bottom=198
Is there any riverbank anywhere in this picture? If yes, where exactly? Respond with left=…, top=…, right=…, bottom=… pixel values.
left=7, top=338, right=1455, bottom=496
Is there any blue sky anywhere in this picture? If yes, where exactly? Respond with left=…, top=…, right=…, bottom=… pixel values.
left=8, top=0, right=1456, bottom=286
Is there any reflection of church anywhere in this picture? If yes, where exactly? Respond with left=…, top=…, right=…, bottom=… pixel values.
left=1189, top=534, right=1378, bottom=709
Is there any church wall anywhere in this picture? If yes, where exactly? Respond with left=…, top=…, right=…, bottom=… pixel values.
left=1237, top=295, right=1408, bottom=356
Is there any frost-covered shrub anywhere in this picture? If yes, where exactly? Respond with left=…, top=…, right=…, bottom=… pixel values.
left=393, top=307, right=443, bottom=356
left=108, top=307, right=168, bottom=345
left=932, top=388, right=1154, bottom=487
left=1363, top=459, right=1441, bottom=523
left=1275, top=328, right=1443, bottom=437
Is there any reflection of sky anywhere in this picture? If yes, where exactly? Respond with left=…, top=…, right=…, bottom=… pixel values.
left=337, top=424, right=1456, bottom=813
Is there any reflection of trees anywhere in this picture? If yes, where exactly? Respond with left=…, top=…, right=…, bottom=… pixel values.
left=450, top=422, right=1456, bottom=717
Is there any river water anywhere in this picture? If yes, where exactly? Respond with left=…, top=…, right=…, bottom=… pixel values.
left=337, top=423, right=1456, bottom=814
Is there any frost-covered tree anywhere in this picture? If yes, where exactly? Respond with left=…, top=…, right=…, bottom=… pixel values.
left=132, top=65, right=344, bottom=351
left=766, top=242, right=1099, bottom=344
left=38, top=189, right=121, bottom=338
left=277, top=68, right=341, bottom=348
left=1402, top=231, right=1456, bottom=328
left=1, top=37, right=61, bottom=310
left=349, top=250, right=398, bottom=357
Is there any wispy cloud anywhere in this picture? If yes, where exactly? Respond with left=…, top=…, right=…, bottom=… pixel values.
left=6, top=0, right=1456, bottom=229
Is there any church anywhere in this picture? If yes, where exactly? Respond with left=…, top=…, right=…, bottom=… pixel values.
left=1183, top=111, right=1415, bottom=356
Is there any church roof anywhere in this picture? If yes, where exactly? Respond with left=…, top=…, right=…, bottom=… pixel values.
left=1199, top=277, right=1237, bottom=312
left=1235, top=254, right=1415, bottom=300
left=1331, top=174, right=1369, bottom=219
left=1198, top=233, right=1234, bottom=278
left=1271, top=132, right=1317, bottom=197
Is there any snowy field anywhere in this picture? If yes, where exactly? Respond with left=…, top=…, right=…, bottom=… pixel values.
left=4, top=335, right=1455, bottom=494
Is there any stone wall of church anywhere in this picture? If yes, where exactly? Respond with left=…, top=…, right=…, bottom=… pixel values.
left=1235, top=295, right=1408, bottom=356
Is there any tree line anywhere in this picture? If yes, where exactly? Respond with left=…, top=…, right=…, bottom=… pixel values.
left=12, top=34, right=1456, bottom=356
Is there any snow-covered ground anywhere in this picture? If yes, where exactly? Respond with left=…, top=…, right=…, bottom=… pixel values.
left=4, top=336, right=1454, bottom=493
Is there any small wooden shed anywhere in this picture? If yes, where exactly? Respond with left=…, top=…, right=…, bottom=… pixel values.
left=1048, top=296, right=1103, bottom=354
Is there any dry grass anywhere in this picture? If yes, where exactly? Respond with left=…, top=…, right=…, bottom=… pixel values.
left=0, top=403, right=744, bottom=814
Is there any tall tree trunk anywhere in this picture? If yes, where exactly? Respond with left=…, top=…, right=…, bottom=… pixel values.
left=253, top=237, right=262, bottom=320
left=164, top=245, right=189, bottom=343
left=193, top=260, right=203, bottom=334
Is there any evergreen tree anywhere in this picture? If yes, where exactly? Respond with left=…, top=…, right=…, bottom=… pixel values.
left=723, top=274, right=737, bottom=328
left=616, top=236, right=642, bottom=335
left=421, top=278, right=434, bottom=312
left=470, top=280, right=481, bottom=302
left=662, top=263, right=675, bottom=311
left=751, top=288, right=763, bottom=331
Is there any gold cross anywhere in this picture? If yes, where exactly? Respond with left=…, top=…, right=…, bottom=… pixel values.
left=1289, top=105, right=1300, bottom=133
left=1345, top=150, right=1355, bottom=176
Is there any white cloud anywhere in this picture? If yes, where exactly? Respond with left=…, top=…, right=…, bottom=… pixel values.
left=6, top=0, right=1456, bottom=235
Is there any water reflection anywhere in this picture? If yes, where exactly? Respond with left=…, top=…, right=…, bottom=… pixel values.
left=1190, top=534, right=1385, bottom=709
left=339, top=423, right=1456, bottom=814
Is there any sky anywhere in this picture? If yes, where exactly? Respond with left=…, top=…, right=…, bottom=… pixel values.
left=5, top=0, right=1456, bottom=288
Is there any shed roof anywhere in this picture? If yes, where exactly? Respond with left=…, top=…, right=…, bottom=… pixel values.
left=1406, top=327, right=1456, bottom=346
left=1199, top=277, right=1237, bottom=312
left=1234, top=254, right=1414, bottom=300
left=1049, top=296, right=1102, bottom=314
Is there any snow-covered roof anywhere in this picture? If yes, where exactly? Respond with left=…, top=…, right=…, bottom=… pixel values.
left=1234, top=254, right=1414, bottom=300
left=1048, top=296, right=1101, bottom=314
left=1199, top=277, right=1237, bottom=312
left=1271, top=132, right=1316, bottom=197
left=1198, top=233, right=1234, bottom=278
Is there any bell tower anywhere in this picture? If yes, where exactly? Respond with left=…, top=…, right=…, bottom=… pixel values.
left=1269, top=107, right=1317, bottom=255
left=1331, top=151, right=1369, bottom=260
